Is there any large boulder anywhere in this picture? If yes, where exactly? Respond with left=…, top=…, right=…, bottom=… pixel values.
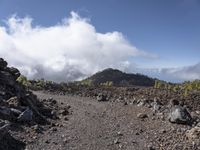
left=168, top=105, right=192, bottom=125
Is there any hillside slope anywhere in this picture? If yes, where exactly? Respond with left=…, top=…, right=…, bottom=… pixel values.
left=81, top=68, right=155, bottom=86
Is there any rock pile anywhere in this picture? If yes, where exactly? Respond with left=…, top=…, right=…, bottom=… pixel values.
left=0, top=58, right=51, bottom=123
left=0, top=58, right=56, bottom=149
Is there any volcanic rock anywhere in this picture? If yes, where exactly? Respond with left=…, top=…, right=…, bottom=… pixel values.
left=168, top=105, right=192, bottom=125
left=0, top=121, right=10, bottom=140
left=18, top=107, right=33, bottom=122
left=137, top=113, right=148, bottom=119
left=97, top=93, right=107, bottom=101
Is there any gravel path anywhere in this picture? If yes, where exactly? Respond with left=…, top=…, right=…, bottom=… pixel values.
left=25, top=91, right=192, bottom=150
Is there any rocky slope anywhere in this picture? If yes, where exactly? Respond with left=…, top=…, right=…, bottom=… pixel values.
left=0, top=58, right=69, bottom=150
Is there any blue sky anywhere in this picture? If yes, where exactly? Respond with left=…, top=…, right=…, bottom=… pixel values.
left=0, top=0, right=200, bottom=82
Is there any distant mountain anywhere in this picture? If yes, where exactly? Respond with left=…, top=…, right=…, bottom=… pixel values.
left=80, top=68, right=156, bottom=87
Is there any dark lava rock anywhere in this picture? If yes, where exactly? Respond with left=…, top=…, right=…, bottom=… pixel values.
left=17, top=107, right=33, bottom=122
left=97, top=93, right=107, bottom=101
left=0, top=121, right=10, bottom=140
left=137, top=113, right=148, bottom=119
left=168, top=105, right=193, bottom=125
left=8, top=67, right=21, bottom=79
left=59, top=108, right=69, bottom=116
left=0, top=58, right=7, bottom=69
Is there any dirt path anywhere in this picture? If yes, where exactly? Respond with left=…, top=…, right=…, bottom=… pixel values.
left=26, top=91, right=183, bottom=150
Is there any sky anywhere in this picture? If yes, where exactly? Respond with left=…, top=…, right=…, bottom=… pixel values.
left=0, top=0, right=200, bottom=82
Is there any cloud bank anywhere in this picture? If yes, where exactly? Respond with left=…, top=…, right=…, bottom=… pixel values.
left=160, top=63, right=200, bottom=82
left=136, top=63, right=200, bottom=82
left=0, top=11, right=155, bottom=82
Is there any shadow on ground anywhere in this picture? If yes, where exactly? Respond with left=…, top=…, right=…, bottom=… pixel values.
left=0, top=134, right=26, bottom=150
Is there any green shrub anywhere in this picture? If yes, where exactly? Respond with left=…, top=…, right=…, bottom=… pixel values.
left=17, top=75, right=31, bottom=88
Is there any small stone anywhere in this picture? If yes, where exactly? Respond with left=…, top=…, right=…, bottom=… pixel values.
left=97, top=93, right=107, bottom=101
left=159, top=129, right=166, bottom=134
left=51, top=127, right=57, bottom=132
left=132, top=140, right=137, bottom=144
left=137, top=101, right=145, bottom=107
left=61, top=134, right=65, bottom=138
left=123, top=102, right=128, bottom=106
left=55, top=123, right=60, bottom=126
left=186, top=126, right=200, bottom=140
left=7, top=96, right=20, bottom=107
left=119, top=144, right=123, bottom=148
left=137, top=113, right=148, bottom=119
left=51, top=122, right=56, bottom=127
left=64, top=116, right=69, bottom=121
left=33, top=125, right=41, bottom=133
left=63, top=138, right=67, bottom=143
left=53, top=141, right=58, bottom=145
left=135, top=132, right=140, bottom=135
left=147, top=143, right=154, bottom=149
left=117, top=131, right=123, bottom=136
left=173, top=143, right=183, bottom=149
left=45, top=140, right=50, bottom=144
left=196, top=122, right=200, bottom=127
left=59, top=109, right=69, bottom=116
left=114, top=138, right=120, bottom=144
left=170, top=99, right=179, bottom=106
left=160, top=115, right=165, bottom=121
left=196, top=111, right=200, bottom=115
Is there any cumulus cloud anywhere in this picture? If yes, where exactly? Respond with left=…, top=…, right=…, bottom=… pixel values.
left=0, top=11, right=154, bottom=82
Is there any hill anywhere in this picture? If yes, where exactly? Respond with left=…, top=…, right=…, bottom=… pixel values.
left=79, top=68, right=156, bottom=86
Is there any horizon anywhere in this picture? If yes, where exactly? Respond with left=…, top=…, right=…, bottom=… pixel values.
left=0, top=0, right=199, bottom=82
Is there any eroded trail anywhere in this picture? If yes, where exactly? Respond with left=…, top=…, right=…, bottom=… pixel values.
left=27, top=91, right=182, bottom=150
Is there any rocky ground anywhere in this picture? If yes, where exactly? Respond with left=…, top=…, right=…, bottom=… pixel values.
left=25, top=91, right=199, bottom=150
left=1, top=57, right=200, bottom=150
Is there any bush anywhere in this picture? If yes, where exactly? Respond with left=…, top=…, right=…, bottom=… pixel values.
left=17, top=75, right=31, bottom=88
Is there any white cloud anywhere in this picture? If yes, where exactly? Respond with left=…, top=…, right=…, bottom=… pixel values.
left=0, top=11, right=154, bottom=82
left=160, top=63, right=200, bottom=81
